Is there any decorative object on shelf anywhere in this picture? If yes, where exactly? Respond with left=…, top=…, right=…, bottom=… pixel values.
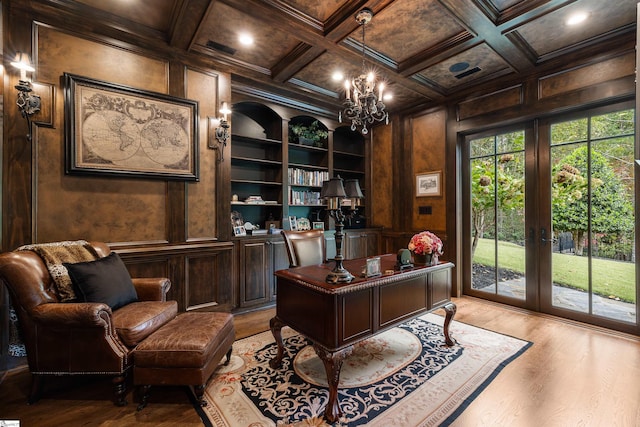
left=408, top=231, right=443, bottom=266
left=11, top=52, right=41, bottom=142
left=297, top=217, right=311, bottom=231
left=321, top=176, right=364, bottom=283
left=231, top=210, right=244, bottom=228
left=265, top=213, right=280, bottom=230
left=233, top=225, right=247, bottom=237
left=286, top=216, right=298, bottom=231
left=312, top=221, right=324, bottom=230
left=245, top=195, right=265, bottom=204
left=338, top=8, right=389, bottom=135
left=64, top=73, right=199, bottom=181
left=416, top=171, right=442, bottom=197
left=289, top=120, right=328, bottom=147
left=209, top=102, right=232, bottom=162
left=266, top=220, right=281, bottom=230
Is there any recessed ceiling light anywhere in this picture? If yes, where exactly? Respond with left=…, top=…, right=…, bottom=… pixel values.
left=332, top=71, right=344, bottom=81
left=566, top=11, right=588, bottom=26
left=238, top=33, right=254, bottom=46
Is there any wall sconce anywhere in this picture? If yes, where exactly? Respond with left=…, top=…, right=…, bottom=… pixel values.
left=321, top=176, right=364, bottom=283
left=209, top=102, right=231, bottom=161
left=11, top=52, right=41, bottom=142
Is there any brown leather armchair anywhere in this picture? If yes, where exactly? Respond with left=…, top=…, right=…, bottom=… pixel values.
left=0, top=242, right=177, bottom=406
left=281, top=229, right=326, bottom=267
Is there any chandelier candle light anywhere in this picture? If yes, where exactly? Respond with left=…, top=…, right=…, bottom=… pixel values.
left=339, top=8, right=389, bottom=135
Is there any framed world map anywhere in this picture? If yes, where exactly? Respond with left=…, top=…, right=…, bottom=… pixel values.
left=64, top=73, right=199, bottom=181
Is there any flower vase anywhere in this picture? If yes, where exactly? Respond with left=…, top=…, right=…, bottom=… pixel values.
left=412, top=252, right=433, bottom=266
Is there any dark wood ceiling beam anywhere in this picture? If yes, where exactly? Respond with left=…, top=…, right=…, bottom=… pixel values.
left=398, top=32, right=477, bottom=77
left=218, top=0, right=443, bottom=99
left=323, top=0, right=396, bottom=41
left=438, top=0, right=535, bottom=73
left=271, top=44, right=326, bottom=83
left=496, top=0, right=577, bottom=32
left=19, top=0, right=170, bottom=44
left=168, top=0, right=211, bottom=50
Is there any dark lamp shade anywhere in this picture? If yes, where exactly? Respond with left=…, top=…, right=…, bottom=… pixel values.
left=320, top=180, right=329, bottom=199
left=344, top=179, right=364, bottom=199
left=323, top=177, right=347, bottom=198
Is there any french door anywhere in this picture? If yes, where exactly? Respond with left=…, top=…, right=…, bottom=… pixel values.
left=462, top=101, right=638, bottom=334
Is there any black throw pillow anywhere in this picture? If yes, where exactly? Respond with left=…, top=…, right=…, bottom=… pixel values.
left=64, top=252, right=138, bottom=310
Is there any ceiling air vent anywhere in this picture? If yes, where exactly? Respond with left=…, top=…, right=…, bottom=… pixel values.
left=206, top=40, right=236, bottom=55
left=454, top=66, right=481, bottom=79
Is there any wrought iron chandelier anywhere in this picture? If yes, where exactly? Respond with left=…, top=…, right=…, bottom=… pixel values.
left=339, top=8, right=389, bottom=135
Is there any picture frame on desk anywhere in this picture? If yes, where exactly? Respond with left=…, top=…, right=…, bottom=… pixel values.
left=312, top=222, right=324, bottom=230
left=363, top=256, right=382, bottom=278
left=233, top=225, right=247, bottom=237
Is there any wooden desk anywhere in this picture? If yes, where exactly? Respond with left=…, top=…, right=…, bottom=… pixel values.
left=269, top=254, right=456, bottom=422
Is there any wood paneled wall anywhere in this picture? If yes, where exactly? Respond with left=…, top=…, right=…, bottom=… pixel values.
left=371, top=41, right=636, bottom=297
left=1, top=5, right=234, bottom=366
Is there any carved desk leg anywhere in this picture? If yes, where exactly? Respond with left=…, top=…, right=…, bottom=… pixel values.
left=313, top=344, right=354, bottom=423
left=269, top=316, right=286, bottom=369
left=443, top=302, right=457, bottom=346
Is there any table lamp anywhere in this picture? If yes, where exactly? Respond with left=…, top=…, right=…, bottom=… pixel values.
left=322, top=176, right=364, bottom=283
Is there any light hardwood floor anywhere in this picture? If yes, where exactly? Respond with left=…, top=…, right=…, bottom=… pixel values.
left=2, top=297, right=640, bottom=426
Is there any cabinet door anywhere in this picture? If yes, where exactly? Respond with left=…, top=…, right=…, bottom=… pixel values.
left=269, top=239, right=290, bottom=301
left=239, top=240, right=270, bottom=307
left=344, top=232, right=365, bottom=260
left=364, top=231, right=379, bottom=257
left=344, top=230, right=380, bottom=259
left=325, top=233, right=336, bottom=260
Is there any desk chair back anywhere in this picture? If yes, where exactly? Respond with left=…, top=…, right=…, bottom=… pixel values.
left=281, top=230, right=326, bottom=267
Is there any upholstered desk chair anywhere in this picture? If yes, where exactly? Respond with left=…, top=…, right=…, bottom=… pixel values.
left=0, top=241, right=177, bottom=406
left=281, top=229, right=326, bottom=267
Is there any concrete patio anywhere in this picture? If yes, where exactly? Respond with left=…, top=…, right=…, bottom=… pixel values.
left=478, top=278, right=636, bottom=323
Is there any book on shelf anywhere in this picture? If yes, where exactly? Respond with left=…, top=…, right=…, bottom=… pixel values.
left=287, top=168, right=329, bottom=187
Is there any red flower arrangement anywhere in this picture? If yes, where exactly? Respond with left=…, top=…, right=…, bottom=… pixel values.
left=408, top=231, right=443, bottom=256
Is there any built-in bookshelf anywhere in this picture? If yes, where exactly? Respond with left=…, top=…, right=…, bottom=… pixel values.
left=230, top=102, right=366, bottom=231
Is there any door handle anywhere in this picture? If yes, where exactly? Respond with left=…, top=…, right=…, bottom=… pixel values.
left=541, top=228, right=550, bottom=246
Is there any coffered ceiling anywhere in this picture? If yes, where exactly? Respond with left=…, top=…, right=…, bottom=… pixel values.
left=29, top=0, right=638, bottom=116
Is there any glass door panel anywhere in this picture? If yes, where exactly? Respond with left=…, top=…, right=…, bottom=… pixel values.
left=549, top=110, right=636, bottom=323
left=470, top=131, right=526, bottom=301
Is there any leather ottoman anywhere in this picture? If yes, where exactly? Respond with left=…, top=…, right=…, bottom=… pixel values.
left=133, top=311, right=235, bottom=409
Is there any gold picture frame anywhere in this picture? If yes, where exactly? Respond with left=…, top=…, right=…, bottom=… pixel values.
left=64, top=73, right=199, bottom=181
left=416, top=171, right=442, bottom=197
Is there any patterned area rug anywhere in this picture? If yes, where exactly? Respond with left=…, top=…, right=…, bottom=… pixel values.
left=196, top=313, right=531, bottom=426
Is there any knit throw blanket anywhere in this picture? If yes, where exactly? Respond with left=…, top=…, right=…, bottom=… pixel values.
left=18, top=240, right=99, bottom=302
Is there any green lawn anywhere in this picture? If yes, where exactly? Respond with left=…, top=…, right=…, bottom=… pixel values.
left=473, top=237, right=636, bottom=303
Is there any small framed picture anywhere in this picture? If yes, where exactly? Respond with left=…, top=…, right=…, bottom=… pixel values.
left=312, top=221, right=325, bottom=230
left=288, top=216, right=298, bottom=231
left=416, top=171, right=442, bottom=197
left=364, top=256, right=382, bottom=278
left=233, top=225, right=247, bottom=236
